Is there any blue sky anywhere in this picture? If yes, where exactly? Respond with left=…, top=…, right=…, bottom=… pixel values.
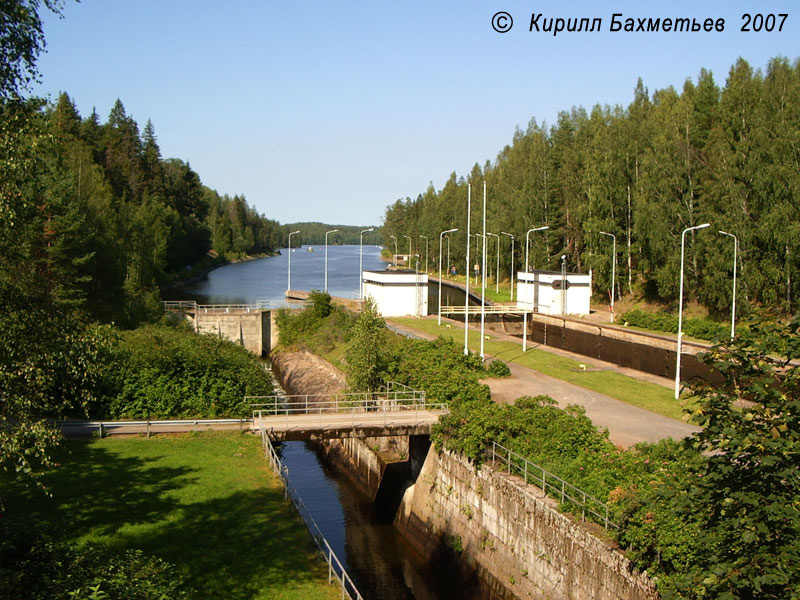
left=36, top=1, right=798, bottom=226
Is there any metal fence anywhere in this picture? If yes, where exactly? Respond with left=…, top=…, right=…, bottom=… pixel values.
left=259, top=430, right=363, bottom=600
left=162, top=300, right=302, bottom=313
left=488, top=441, right=619, bottom=530
left=60, top=418, right=252, bottom=438
left=247, top=382, right=430, bottom=419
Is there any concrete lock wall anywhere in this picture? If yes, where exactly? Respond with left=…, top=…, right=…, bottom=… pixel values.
left=395, top=449, right=659, bottom=600
left=492, top=312, right=716, bottom=385
left=193, top=310, right=273, bottom=356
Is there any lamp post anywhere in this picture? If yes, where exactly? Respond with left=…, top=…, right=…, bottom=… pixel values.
left=419, top=235, right=429, bottom=274
left=523, top=226, right=549, bottom=351
left=324, top=229, right=338, bottom=292
left=471, top=234, right=484, bottom=285
left=464, top=184, right=471, bottom=355
left=439, top=228, right=458, bottom=325
left=598, top=231, right=616, bottom=323
left=445, top=235, right=452, bottom=275
left=501, top=232, right=514, bottom=302
left=480, top=181, right=487, bottom=360
left=403, top=235, right=412, bottom=267
left=359, top=228, right=374, bottom=300
left=389, top=235, right=398, bottom=267
left=719, top=230, right=738, bottom=341
left=675, top=223, right=711, bottom=399
left=487, top=232, right=500, bottom=294
left=287, top=230, right=300, bottom=292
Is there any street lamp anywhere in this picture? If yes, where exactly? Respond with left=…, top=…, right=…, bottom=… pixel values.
left=359, top=228, right=374, bottom=300
left=438, top=228, right=458, bottom=325
left=419, top=235, right=429, bottom=273
left=445, top=234, right=452, bottom=275
left=525, top=226, right=549, bottom=272
left=324, top=229, right=338, bottom=293
left=403, top=235, right=412, bottom=267
left=480, top=181, right=487, bottom=360
left=389, top=235, right=398, bottom=267
left=719, top=230, right=738, bottom=341
left=287, top=230, right=300, bottom=292
left=486, top=232, right=500, bottom=294
left=675, top=223, right=711, bottom=399
left=470, top=234, right=484, bottom=286
left=464, top=184, right=472, bottom=355
left=598, top=231, right=616, bottom=323
left=523, top=226, right=549, bottom=351
left=501, top=232, right=515, bottom=302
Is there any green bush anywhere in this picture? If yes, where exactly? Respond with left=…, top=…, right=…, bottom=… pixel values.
left=486, top=359, right=511, bottom=378
left=98, top=324, right=273, bottom=419
left=620, top=309, right=728, bottom=341
left=275, top=291, right=355, bottom=354
left=382, top=337, right=490, bottom=404
left=0, top=519, right=189, bottom=600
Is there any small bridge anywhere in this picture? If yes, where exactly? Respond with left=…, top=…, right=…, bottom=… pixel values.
left=249, top=386, right=447, bottom=441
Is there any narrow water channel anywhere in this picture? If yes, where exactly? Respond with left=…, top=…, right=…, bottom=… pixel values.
left=170, top=248, right=461, bottom=599
left=279, top=442, right=441, bottom=600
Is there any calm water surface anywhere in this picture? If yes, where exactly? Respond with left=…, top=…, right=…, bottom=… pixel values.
left=166, top=244, right=386, bottom=304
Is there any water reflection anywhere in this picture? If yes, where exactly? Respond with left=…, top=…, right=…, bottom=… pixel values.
left=280, top=442, right=437, bottom=600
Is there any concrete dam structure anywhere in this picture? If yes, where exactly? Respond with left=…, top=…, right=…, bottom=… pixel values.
left=163, top=301, right=280, bottom=356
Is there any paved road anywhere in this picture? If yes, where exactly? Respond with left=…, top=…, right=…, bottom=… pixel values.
left=386, top=318, right=700, bottom=448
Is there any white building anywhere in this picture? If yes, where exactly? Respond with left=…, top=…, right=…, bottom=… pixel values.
left=362, top=270, right=428, bottom=317
left=516, top=270, right=591, bottom=316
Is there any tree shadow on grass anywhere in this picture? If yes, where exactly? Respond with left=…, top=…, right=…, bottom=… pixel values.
left=3, top=437, right=337, bottom=599
left=3, top=439, right=196, bottom=541
left=127, top=488, right=331, bottom=600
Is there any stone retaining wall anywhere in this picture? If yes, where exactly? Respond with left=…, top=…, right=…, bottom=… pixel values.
left=395, top=448, right=659, bottom=600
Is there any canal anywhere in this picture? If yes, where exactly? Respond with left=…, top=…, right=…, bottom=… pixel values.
left=167, top=245, right=453, bottom=600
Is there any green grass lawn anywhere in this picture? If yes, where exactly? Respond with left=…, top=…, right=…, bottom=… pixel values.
left=391, top=317, right=690, bottom=421
left=3, top=432, right=340, bottom=600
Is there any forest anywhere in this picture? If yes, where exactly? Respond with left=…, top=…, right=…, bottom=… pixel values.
left=282, top=221, right=383, bottom=246
left=6, top=92, right=285, bottom=326
left=383, top=56, right=800, bottom=317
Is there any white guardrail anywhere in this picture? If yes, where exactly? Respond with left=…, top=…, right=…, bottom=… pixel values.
left=260, top=429, right=364, bottom=600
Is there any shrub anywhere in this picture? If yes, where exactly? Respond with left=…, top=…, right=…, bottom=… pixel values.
left=0, top=519, right=190, bottom=600
left=98, top=323, right=273, bottom=419
left=383, top=337, right=490, bottom=404
left=275, top=291, right=354, bottom=353
left=621, top=309, right=728, bottom=341
left=486, top=359, right=511, bottom=378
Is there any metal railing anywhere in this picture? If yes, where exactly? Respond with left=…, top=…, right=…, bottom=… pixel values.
left=248, top=382, right=428, bottom=417
left=61, top=418, right=252, bottom=437
left=488, top=441, right=618, bottom=530
left=163, top=300, right=302, bottom=313
left=259, top=430, right=363, bottom=600
left=249, top=393, right=436, bottom=417
left=439, top=304, right=522, bottom=314
left=162, top=300, right=199, bottom=312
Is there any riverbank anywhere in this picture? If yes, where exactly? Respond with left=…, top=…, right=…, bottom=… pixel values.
left=159, top=251, right=281, bottom=293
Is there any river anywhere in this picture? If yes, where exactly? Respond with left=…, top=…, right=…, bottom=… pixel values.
left=167, top=246, right=449, bottom=600
left=164, top=244, right=387, bottom=304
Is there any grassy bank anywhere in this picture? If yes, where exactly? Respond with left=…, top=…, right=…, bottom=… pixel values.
left=3, top=432, right=339, bottom=600
left=390, top=317, right=686, bottom=420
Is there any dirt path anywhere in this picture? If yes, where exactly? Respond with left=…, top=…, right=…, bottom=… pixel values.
left=386, top=318, right=700, bottom=448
